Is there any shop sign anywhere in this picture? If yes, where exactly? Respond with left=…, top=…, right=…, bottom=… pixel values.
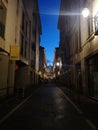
left=10, top=45, right=20, bottom=60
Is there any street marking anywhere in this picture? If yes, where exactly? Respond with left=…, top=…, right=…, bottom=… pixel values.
left=85, top=118, right=97, bottom=130
left=57, top=87, right=83, bottom=114
left=0, top=95, right=32, bottom=125
left=57, top=87, right=97, bottom=130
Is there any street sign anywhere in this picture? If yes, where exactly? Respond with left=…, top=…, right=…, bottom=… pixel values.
left=10, top=45, right=20, bottom=60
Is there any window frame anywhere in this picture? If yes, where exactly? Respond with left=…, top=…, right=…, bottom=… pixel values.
left=0, top=2, right=7, bottom=38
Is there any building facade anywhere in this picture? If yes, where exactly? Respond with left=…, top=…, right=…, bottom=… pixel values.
left=0, top=0, right=42, bottom=98
left=58, top=0, right=98, bottom=100
left=0, top=0, right=18, bottom=98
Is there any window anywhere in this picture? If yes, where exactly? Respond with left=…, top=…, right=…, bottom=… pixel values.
left=88, top=18, right=93, bottom=36
left=94, top=12, right=98, bottom=34
left=16, top=0, right=19, bottom=15
left=29, top=20, right=31, bottom=40
left=25, top=20, right=28, bottom=36
left=0, top=3, right=6, bottom=38
left=20, top=34, right=28, bottom=58
left=24, top=41, right=27, bottom=58
left=75, top=32, right=78, bottom=52
left=20, top=33, right=24, bottom=56
left=22, top=11, right=25, bottom=31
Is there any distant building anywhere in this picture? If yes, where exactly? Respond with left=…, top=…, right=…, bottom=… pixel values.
left=39, top=46, right=47, bottom=79
left=46, top=66, right=53, bottom=79
left=53, top=47, right=62, bottom=77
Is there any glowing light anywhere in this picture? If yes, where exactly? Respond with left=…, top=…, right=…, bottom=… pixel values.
left=56, top=62, right=60, bottom=66
left=15, top=64, right=19, bottom=70
left=82, top=8, right=90, bottom=18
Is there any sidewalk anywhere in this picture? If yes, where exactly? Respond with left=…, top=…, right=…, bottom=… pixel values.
left=59, top=86, right=98, bottom=129
left=0, top=87, right=37, bottom=121
left=0, top=96, right=23, bottom=120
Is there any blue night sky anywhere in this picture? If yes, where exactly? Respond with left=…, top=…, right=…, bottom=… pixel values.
left=38, top=0, right=61, bottom=66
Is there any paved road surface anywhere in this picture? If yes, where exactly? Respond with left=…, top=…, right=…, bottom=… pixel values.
left=0, top=83, right=95, bottom=130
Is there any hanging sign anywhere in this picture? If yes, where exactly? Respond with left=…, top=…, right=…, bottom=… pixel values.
left=10, top=45, right=20, bottom=60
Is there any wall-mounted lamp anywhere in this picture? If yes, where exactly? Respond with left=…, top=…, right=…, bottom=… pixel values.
left=82, top=8, right=98, bottom=35
left=82, top=8, right=90, bottom=18
left=56, top=62, right=60, bottom=67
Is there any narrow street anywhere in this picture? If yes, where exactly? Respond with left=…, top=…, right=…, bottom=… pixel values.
left=0, top=83, right=95, bottom=130
left=0, top=0, right=98, bottom=129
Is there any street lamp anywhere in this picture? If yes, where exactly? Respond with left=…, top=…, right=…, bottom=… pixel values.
left=82, top=8, right=90, bottom=18
left=55, top=61, right=62, bottom=76
left=56, top=62, right=60, bottom=67
left=82, top=8, right=98, bottom=35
